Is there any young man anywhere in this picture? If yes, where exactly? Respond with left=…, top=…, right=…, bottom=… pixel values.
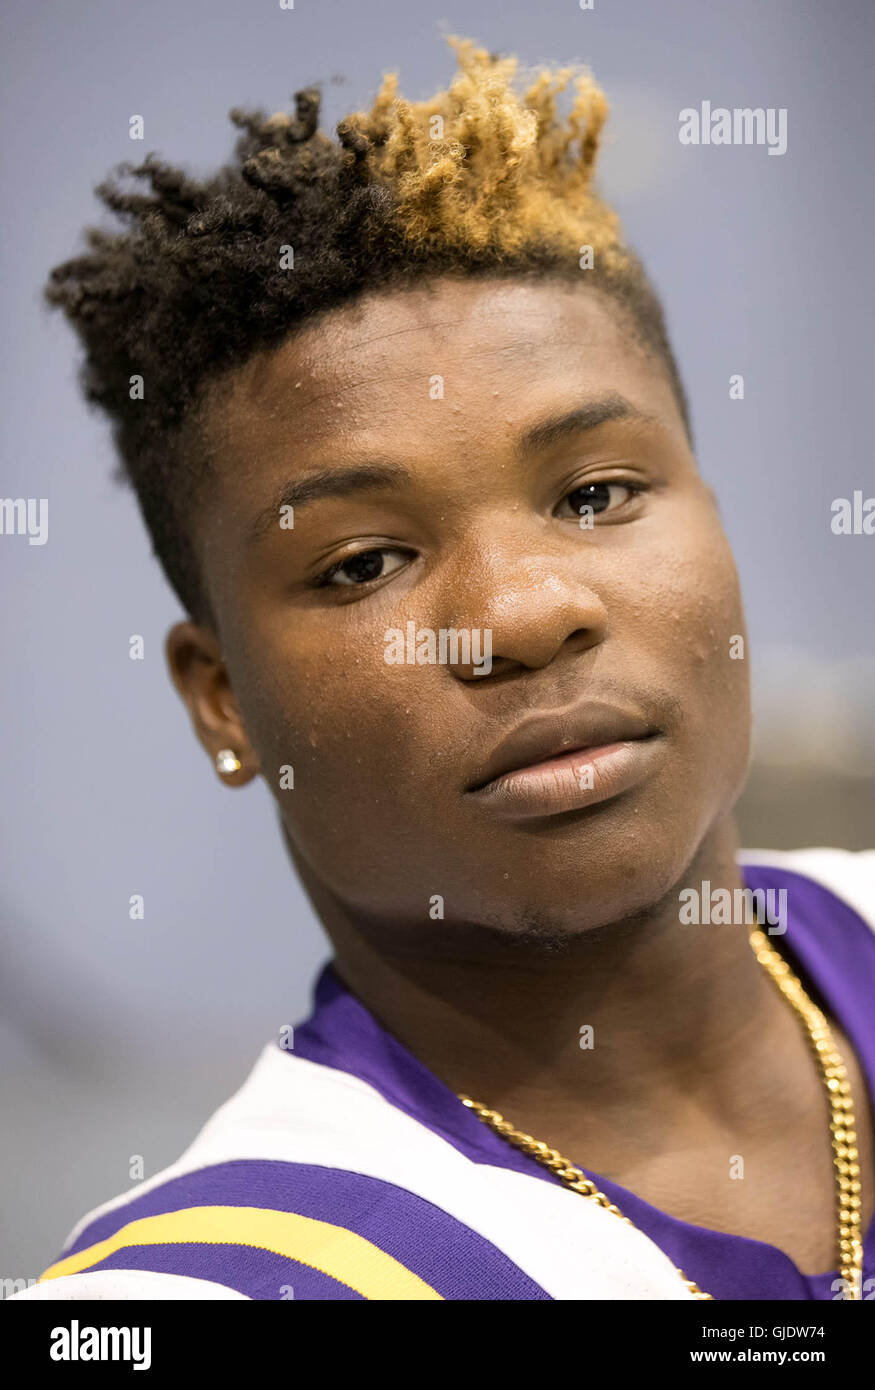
left=16, top=38, right=874, bottom=1301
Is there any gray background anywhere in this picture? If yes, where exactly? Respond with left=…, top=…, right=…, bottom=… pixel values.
left=1, top=0, right=873, bottom=1284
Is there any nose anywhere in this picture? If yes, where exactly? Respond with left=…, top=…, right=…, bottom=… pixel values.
left=440, top=537, right=609, bottom=680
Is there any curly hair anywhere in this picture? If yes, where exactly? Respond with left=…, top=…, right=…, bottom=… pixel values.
left=46, top=36, right=690, bottom=621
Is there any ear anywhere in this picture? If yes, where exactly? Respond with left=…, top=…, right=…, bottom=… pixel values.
left=165, top=621, right=260, bottom=786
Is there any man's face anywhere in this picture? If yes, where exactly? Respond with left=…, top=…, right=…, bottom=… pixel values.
left=187, top=274, right=750, bottom=938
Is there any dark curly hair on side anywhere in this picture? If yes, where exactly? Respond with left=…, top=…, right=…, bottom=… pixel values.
left=46, top=36, right=690, bottom=622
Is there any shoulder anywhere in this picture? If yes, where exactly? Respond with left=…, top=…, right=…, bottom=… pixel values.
left=9, top=1047, right=537, bottom=1302
left=738, top=846, right=875, bottom=932
left=7, top=1044, right=697, bottom=1301
left=8, top=1270, right=247, bottom=1300
left=10, top=1047, right=448, bottom=1302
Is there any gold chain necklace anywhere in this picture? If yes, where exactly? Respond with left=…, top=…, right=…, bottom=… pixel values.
left=460, top=926, right=864, bottom=1301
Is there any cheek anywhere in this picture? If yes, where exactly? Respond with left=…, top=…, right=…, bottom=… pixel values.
left=620, top=496, right=747, bottom=656
left=668, top=534, right=746, bottom=672
left=228, top=618, right=435, bottom=845
left=631, top=510, right=751, bottom=777
left=232, top=628, right=376, bottom=764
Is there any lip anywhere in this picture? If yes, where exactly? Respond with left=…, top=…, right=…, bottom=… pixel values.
left=465, top=703, right=662, bottom=819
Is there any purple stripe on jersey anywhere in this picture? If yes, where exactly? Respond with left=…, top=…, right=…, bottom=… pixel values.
left=291, top=863, right=875, bottom=1302
left=63, top=1159, right=550, bottom=1301
left=83, top=1242, right=365, bottom=1300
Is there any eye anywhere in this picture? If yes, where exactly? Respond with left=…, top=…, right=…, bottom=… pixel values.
left=318, top=547, right=410, bottom=587
left=558, top=481, right=642, bottom=520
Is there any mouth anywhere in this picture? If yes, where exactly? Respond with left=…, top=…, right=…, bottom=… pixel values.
left=465, top=704, right=663, bottom=820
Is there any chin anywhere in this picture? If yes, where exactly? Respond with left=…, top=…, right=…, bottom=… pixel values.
left=465, top=818, right=713, bottom=936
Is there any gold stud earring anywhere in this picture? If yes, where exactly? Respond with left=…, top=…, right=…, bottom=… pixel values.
left=215, top=748, right=242, bottom=776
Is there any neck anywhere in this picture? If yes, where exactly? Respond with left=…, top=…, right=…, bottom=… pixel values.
left=298, top=818, right=791, bottom=1154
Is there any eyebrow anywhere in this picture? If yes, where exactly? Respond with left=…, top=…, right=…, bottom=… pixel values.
left=248, top=462, right=411, bottom=541
left=518, top=394, right=652, bottom=454
left=247, top=394, right=653, bottom=543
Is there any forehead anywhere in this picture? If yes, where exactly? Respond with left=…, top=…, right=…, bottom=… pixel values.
left=206, top=275, right=686, bottom=470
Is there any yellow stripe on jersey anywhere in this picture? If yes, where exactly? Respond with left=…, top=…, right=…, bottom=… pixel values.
left=40, top=1205, right=443, bottom=1300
